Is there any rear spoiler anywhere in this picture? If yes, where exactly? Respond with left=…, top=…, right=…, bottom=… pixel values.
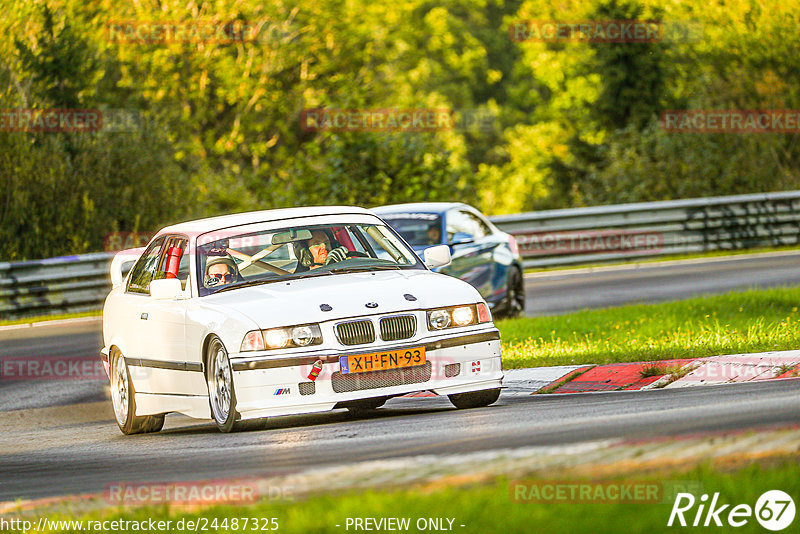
left=110, top=247, right=145, bottom=288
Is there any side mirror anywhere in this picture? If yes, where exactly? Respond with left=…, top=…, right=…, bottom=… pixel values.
left=150, top=278, right=183, bottom=300
left=450, top=232, right=475, bottom=246
left=423, top=245, right=451, bottom=269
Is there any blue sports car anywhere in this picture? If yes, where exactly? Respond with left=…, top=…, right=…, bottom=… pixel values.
left=372, top=202, right=525, bottom=317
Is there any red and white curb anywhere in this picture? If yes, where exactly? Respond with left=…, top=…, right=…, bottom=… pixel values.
left=502, top=365, right=587, bottom=395
left=654, top=351, right=800, bottom=388
left=501, top=351, right=800, bottom=395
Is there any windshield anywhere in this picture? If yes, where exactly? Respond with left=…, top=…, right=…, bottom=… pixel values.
left=196, top=222, right=423, bottom=296
left=378, top=213, right=443, bottom=247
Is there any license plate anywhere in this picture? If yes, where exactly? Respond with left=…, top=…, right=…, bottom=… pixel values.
left=340, top=347, right=426, bottom=374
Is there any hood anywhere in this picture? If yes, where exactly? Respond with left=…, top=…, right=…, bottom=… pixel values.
left=200, top=269, right=480, bottom=328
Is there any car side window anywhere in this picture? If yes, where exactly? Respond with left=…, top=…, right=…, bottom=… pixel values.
left=154, top=236, right=190, bottom=290
left=464, top=211, right=490, bottom=239
left=177, top=249, right=190, bottom=285
left=445, top=209, right=474, bottom=242
left=127, top=237, right=166, bottom=295
left=343, top=225, right=369, bottom=254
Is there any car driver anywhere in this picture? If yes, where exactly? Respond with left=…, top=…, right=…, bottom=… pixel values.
left=294, top=229, right=350, bottom=271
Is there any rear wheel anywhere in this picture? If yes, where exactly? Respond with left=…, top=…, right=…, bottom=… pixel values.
left=110, top=350, right=165, bottom=435
left=206, top=336, right=267, bottom=433
left=448, top=388, right=501, bottom=409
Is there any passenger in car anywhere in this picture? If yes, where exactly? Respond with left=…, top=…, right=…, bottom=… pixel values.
left=204, top=256, right=240, bottom=287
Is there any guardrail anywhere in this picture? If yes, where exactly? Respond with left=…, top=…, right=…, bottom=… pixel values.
left=0, top=253, right=115, bottom=320
left=2, top=191, right=799, bottom=320
left=491, top=191, right=800, bottom=269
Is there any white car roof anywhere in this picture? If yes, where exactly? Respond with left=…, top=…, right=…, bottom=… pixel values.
left=159, top=206, right=375, bottom=235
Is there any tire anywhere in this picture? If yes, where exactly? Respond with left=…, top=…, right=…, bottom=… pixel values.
left=448, top=388, right=501, bottom=409
left=344, top=397, right=388, bottom=413
left=110, top=350, right=165, bottom=435
left=502, top=267, right=525, bottom=318
left=206, top=336, right=267, bottom=433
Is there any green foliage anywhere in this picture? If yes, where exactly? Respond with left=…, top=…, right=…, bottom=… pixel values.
left=0, top=3, right=190, bottom=260
left=1, top=0, right=800, bottom=259
left=589, top=0, right=666, bottom=131
left=13, top=4, right=97, bottom=109
left=285, top=132, right=473, bottom=207
left=0, top=126, right=190, bottom=260
left=485, top=0, right=800, bottom=213
left=584, top=122, right=796, bottom=204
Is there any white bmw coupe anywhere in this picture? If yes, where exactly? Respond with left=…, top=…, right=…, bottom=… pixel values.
left=102, top=207, right=503, bottom=434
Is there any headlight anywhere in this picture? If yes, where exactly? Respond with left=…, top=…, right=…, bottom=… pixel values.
left=240, top=324, right=323, bottom=352
left=429, top=309, right=451, bottom=330
left=291, top=325, right=315, bottom=346
left=427, top=304, right=490, bottom=331
left=451, top=306, right=474, bottom=326
left=264, top=328, right=290, bottom=349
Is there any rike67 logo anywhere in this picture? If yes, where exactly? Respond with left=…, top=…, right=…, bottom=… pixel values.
left=668, top=490, right=796, bottom=530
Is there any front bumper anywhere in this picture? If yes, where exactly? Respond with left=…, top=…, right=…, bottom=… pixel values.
left=229, top=329, right=503, bottom=418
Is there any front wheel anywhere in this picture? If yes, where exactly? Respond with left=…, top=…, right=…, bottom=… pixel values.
left=502, top=267, right=525, bottom=318
left=206, top=336, right=266, bottom=433
left=448, top=388, right=501, bottom=409
left=110, top=350, right=164, bottom=435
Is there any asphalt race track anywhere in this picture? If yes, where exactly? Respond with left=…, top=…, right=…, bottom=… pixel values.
left=2, top=252, right=800, bottom=502
left=2, top=380, right=799, bottom=502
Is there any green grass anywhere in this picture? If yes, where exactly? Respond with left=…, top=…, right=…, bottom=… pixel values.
left=639, top=363, right=669, bottom=378
left=33, top=455, right=800, bottom=533
left=498, top=287, right=800, bottom=369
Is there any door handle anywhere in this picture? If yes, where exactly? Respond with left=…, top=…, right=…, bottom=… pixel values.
left=140, top=313, right=149, bottom=320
